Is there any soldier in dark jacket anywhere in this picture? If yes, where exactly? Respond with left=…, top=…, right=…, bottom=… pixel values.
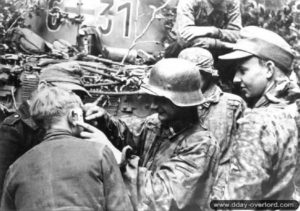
left=79, top=58, right=220, bottom=211
left=0, top=62, right=91, bottom=198
left=0, top=105, right=9, bottom=122
left=1, top=86, right=133, bottom=211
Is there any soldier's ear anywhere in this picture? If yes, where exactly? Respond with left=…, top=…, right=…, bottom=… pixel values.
left=265, top=60, right=275, bottom=80
left=67, top=108, right=84, bottom=127
left=67, top=109, right=78, bottom=127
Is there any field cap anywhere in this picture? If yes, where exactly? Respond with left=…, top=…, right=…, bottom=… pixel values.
left=39, top=61, right=91, bottom=97
left=219, top=26, right=294, bottom=74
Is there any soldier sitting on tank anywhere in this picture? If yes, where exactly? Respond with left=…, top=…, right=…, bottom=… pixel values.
left=0, top=62, right=91, bottom=199
left=178, top=47, right=246, bottom=200
left=0, top=86, right=133, bottom=211
left=165, top=0, right=242, bottom=58
left=77, top=58, right=220, bottom=211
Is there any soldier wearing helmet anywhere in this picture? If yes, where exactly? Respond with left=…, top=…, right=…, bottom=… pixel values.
left=178, top=47, right=246, bottom=200
left=216, top=26, right=299, bottom=201
left=79, top=58, right=220, bottom=211
left=0, top=62, right=91, bottom=198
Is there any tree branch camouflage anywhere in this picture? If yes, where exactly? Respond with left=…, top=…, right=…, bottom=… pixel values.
left=1, top=0, right=300, bottom=117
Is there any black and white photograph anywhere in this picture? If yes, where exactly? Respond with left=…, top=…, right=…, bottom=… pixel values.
left=0, top=0, right=300, bottom=210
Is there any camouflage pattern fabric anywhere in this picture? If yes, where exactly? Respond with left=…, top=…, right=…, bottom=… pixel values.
left=223, top=107, right=298, bottom=200
left=199, top=84, right=246, bottom=163
left=220, top=75, right=299, bottom=201
left=178, top=47, right=219, bottom=76
left=284, top=101, right=300, bottom=200
left=100, top=113, right=220, bottom=211
left=175, top=0, right=242, bottom=48
left=198, top=84, right=246, bottom=200
left=252, top=80, right=290, bottom=108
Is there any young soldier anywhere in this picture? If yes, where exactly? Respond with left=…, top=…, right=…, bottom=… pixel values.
left=0, top=62, right=90, bottom=198
left=218, top=26, right=298, bottom=201
left=0, top=86, right=133, bottom=211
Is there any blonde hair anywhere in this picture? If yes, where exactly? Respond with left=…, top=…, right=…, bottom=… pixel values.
left=30, top=86, right=83, bottom=129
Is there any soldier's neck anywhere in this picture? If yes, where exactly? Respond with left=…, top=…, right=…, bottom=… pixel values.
left=163, top=107, right=198, bottom=132
left=48, top=120, right=72, bottom=134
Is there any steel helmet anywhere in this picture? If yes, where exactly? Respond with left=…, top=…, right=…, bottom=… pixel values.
left=178, top=47, right=219, bottom=77
left=141, top=58, right=204, bottom=107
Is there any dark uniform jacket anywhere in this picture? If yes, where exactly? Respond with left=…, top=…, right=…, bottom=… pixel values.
left=0, top=105, right=10, bottom=123
left=0, top=102, right=44, bottom=198
left=100, top=113, right=220, bottom=211
left=1, top=129, right=133, bottom=211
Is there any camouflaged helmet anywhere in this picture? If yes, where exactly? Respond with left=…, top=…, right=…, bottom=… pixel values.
left=178, top=47, right=219, bottom=77
left=141, top=58, right=204, bottom=107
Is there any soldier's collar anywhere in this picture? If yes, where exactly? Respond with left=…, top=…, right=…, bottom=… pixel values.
left=21, top=118, right=39, bottom=130
left=201, top=84, right=222, bottom=108
left=162, top=120, right=196, bottom=140
left=44, top=129, right=73, bottom=141
left=254, top=81, right=287, bottom=108
left=206, top=0, right=226, bottom=14
left=18, top=101, right=31, bottom=119
left=18, top=101, right=39, bottom=130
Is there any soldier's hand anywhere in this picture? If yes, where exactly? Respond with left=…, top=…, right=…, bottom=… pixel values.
left=76, top=121, right=110, bottom=143
left=84, top=103, right=107, bottom=122
left=181, top=26, right=219, bottom=41
left=76, top=121, right=122, bottom=164
left=222, top=42, right=235, bottom=49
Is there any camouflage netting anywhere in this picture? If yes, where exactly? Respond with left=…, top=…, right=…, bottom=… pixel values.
left=1, top=0, right=300, bottom=115
left=0, top=0, right=152, bottom=114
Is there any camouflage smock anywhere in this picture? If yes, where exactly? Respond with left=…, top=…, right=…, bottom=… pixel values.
left=100, top=113, right=220, bottom=211
left=198, top=84, right=246, bottom=200
left=175, top=0, right=242, bottom=48
left=220, top=76, right=299, bottom=201
left=223, top=106, right=298, bottom=200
